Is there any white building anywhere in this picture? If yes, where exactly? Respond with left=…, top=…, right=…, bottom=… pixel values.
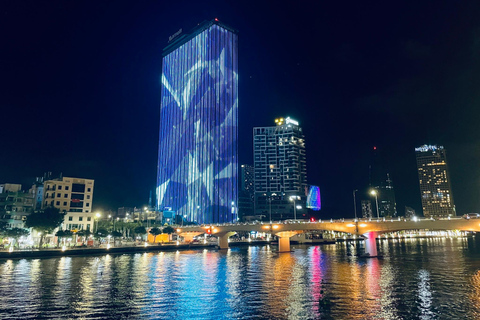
left=43, top=177, right=95, bottom=231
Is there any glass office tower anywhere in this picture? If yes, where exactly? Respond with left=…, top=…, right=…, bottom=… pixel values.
left=157, top=20, right=238, bottom=224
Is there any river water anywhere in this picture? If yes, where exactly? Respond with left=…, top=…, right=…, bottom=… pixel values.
left=1, top=237, right=480, bottom=319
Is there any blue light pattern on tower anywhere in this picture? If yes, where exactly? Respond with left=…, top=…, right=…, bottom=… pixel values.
left=157, top=23, right=238, bottom=224
left=306, top=185, right=321, bottom=211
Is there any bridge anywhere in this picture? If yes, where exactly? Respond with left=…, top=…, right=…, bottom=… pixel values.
left=176, top=218, right=480, bottom=257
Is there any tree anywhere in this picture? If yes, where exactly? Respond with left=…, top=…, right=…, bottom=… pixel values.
left=163, top=226, right=175, bottom=234
left=95, top=228, right=109, bottom=239
left=134, top=226, right=147, bottom=240
left=25, top=207, right=65, bottom=248
left=5, top=228, right=30, bottom=247
left=111, top=230, right=122, bottom=245
left=77, top=229, right=92, bottom=245
left=149, top=227, right=162, bottom=243
left=55, top=230, right=72, bottom=247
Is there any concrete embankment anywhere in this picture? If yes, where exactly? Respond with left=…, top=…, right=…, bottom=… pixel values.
left=0, top=244, right=215, bottom=259
left=0, top=241, right=274, bottom=259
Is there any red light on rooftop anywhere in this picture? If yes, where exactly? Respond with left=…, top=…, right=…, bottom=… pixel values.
left=373, top=146, right=377, bottom=150
left=215, top=18, right=219, bottom=21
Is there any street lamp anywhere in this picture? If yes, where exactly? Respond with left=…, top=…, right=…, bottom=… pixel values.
left=353, top=189, right=358, bottom=220
left=94, top=212, right=101, bottom=233
left=289, top=195, right=301, bottom=220
left=370, top=190, right=379, bottom=219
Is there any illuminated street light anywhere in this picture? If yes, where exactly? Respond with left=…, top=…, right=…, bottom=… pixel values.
left=289, top=195, right=301, bottom=220
left=370, top=190, right=379, bottom=219
left=94, top=212, right=101, bottom=233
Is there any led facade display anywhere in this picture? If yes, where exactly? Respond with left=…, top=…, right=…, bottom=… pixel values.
left=157, top=21, right=238, bottom=224
left=306, top=185, right=321, bottom=211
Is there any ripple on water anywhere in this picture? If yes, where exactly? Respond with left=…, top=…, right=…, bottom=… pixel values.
left=1, top=239, right=480, bottom=319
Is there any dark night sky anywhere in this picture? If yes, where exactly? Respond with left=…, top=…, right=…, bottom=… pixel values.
left=1, top=1, right=480, bottom=217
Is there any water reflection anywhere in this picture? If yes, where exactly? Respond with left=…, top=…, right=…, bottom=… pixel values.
left=0, top=238, right=480, bottom=319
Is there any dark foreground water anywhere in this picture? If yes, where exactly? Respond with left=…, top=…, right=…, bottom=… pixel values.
left=1, top=237, right=480, bottom=319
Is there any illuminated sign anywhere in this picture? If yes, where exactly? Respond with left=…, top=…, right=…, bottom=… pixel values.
left=168, top=28, right=183, bottom=42
left=275, top=117, right=298, bottom=126
left=285, top=117, right=299, bottom=126
left=415, top=145, right=444, bottom=152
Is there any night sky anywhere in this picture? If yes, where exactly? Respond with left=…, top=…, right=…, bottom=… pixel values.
left=1, top=1, right=480, bottom=217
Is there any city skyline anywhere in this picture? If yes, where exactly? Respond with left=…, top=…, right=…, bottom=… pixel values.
left=1, top=1, right=480, bottom=217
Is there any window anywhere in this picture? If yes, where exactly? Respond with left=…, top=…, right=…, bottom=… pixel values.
left=87, top=188, right=91, bottom=192
left=63, top=202, right=67, bottom=206
left=86, top=203, right=90, bottom=207
left=57, top=193, right=60, bottom=198
left=72, top=184, right=85, bottom=193
left=56, top=201, right=60, bottom=205
left=68, top=216, right=73, bottom=221
left=64, top=194, right=68, bottom=198
left=87, top=217, right=91, bottom=221
left=79, top=217, right=83, bottom=221
left=65, top=186, right=69, bottom=191
left=58, top=186, right=62, bottom=190
left=87, top=195, right=90, bottom=200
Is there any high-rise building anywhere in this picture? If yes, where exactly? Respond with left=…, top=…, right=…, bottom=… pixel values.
left=253, top=117, right=307, bottom=220
left=156, top=19, right=238, bottom=224
left=43, top=177, right=95, bottom=231
left=241, top=164, right=255, bottom=196
left=238, top=164, right=254, bottom=221
left=375, top=173, right=397, bottom=217
left=361, top=200, right=373, bottom=219
left=415, top=145, right=455, bottom=217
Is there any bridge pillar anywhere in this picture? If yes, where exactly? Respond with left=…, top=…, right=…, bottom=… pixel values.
left=275, top=231, right=301, bottom=253
left=217, top=232, right=236, bottom=250
left=364, top=231, right=379, bottom=257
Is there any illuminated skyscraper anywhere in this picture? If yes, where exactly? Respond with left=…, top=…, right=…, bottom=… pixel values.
left=253, top=117, right=307, bottom=220
left=156, top=19, right=238, bottom=224
left=415, top=145, right=455, bottom=218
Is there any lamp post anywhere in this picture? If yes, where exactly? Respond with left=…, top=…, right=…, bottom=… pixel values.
left=370, top=189, right=379, bottom=219
left=289, top=195, right=301, bottom=220
left=114, top=217, right=119, bottom=231
left=94, top=212, right=101, bottom=233
left=353, top=189, right=358, bottom=220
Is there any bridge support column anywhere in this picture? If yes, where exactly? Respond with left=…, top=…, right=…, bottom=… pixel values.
left=217, top=232, right=236, bottom=250
left=275, top=231, right=301, bottom=253
left=364, top=231, right=379, bottom=257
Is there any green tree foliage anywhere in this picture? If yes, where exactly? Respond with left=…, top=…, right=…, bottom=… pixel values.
left=5, top=228, right=30, bottom=247
left=76, top=229, right=92, bottom=237
left=25, top=207, right=65, bottom=248
left=149, top=227, right=162, bottom=243
left=95, top=228, right=109, bottom=238
left=134, top=226, right=147, bottom=238
left=55, top=230, right=73, bottom=247
left=163, top=226, right=175, bottom=234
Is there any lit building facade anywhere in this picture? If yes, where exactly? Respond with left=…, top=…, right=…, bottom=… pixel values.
left=43, top=177, right=95, bottom=231
left=306, top=185, right=321, bottom=211
left=374, top=173, right=397, bottom=217
left=156, top=19, right=238, bottom=224
left=253, top=117, right=307, bottom=220
left=415, top=145, right=455, bottom=217
left=238, top=164, right=255, bottom=221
